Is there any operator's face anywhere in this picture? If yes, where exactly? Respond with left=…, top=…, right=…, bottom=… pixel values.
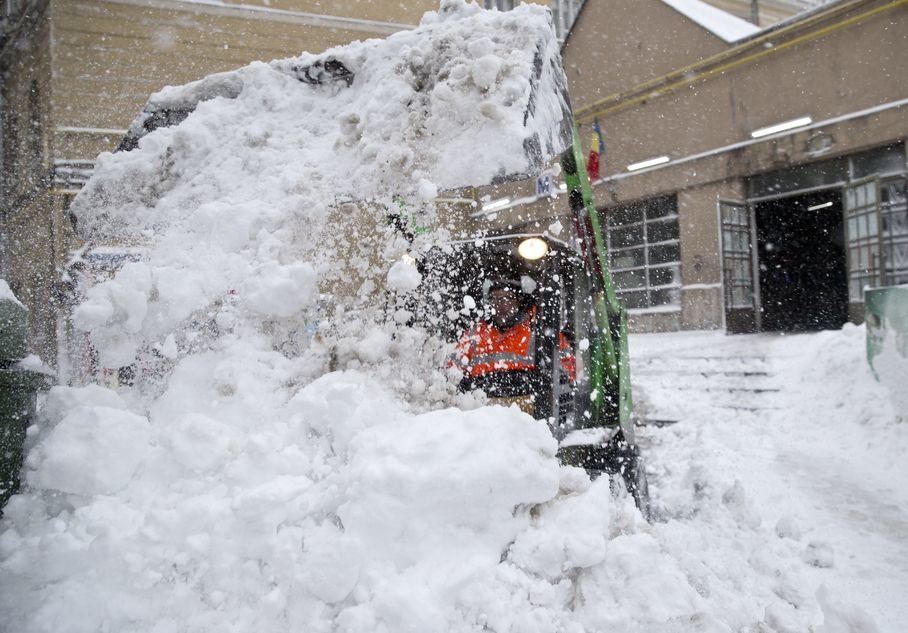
left=489, top=288, right=520, bottom=325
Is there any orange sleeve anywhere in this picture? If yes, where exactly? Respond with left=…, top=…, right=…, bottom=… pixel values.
left=558, top=332, right=576, bottom=383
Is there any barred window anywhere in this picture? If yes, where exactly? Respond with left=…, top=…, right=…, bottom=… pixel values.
left=882, top=177, right=908, bottom=286
left=604, top=195, right=681, bottom=310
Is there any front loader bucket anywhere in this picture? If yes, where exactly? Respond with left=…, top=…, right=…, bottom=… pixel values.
left=106, top=2, right=574, bottom=205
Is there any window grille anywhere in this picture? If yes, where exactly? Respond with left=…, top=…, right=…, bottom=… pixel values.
left=844, top=180, right=883, bottom=302
left=604, top=195, right=682, bottom=310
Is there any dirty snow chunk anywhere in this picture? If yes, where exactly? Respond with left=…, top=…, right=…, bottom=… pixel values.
left=466, top=35, right=494, bottom=58
left=387, top=260, right=422, bottom=293
left=341, top=405, right=559, bottom=561
left=357, top=328, right=393, bottom=364
left=75, top=261, right=152, bottom=334
left=27, top=406, right=152, bottom=496
left=36, top=385, right=129, bottom=429
left=286, top=371, right=399, bottom=455
left=520, top=275, right=537, bottom=294
left=13, top=355, right=50, bottom=373
left=241, top=261, right=317, bottom=318
left=321, top=404, right=560, bottom=631
left=72, top=261, right=155, bottom=366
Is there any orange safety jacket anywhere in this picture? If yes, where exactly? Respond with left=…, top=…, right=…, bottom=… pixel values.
left=454, top=306, right=576, bottom=382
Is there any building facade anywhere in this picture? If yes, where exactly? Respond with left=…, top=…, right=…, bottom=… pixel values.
left=471, top=0, right=907, bottom=334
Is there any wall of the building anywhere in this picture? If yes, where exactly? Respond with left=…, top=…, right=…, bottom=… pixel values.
left=574, top=0, right=908, bottom=188
left=560, top=0, right=731, bottom=107
left=217, top=0, right=433, bottom=25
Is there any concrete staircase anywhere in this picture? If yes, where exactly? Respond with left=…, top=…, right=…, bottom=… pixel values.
left=628, top=333, right=792, bottom=424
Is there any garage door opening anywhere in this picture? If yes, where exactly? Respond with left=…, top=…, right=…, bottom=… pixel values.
left=755, top=191, right=848, bottom=331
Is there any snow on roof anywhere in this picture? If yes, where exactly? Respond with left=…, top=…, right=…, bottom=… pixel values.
left=659, top=0, right=761, bottom=43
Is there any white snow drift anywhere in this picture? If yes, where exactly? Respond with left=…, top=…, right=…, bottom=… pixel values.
left=1, top=2, right=905, bottom=632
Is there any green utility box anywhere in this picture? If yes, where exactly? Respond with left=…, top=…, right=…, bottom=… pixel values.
left=1, top=294, right=53, bottom=513
left=865, top=286, right=908, bottom=417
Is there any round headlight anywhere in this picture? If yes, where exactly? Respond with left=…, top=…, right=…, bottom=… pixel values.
left=518, top=237, right=549, bottom=260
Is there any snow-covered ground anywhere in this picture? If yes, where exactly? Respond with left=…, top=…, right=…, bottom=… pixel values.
left=631, top=325, right=907, bottom=633
left=2, top=323, right=904, bottom=632
left=2, top=2, right=906, bottom=630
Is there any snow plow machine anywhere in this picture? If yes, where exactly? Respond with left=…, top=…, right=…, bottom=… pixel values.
left=75, top=1, right=649, bottom=517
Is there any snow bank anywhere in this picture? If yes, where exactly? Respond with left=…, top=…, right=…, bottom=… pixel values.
left=3, top=372, right=580, bottom=632
left=630, top=326, right=907, bottom=632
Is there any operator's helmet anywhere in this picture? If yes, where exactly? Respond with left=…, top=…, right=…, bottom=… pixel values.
left=485, top=278, right=522, bottom=294
left=483, top=275, right=537, bottom=296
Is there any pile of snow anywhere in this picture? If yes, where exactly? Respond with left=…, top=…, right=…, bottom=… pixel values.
left=3, top=372, right=582, bottom=632
left=631, top=325, right=907, bottom=632
left=8, top=325, right=904, bottom=632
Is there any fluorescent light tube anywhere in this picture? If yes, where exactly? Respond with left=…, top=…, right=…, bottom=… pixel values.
left=482, top=197, right=511, bottom=212
left=807, top=201, right=834, bottom=211
left=751, top=116, right=812, bottom=139
left=627, top=155, right=670, bottom=171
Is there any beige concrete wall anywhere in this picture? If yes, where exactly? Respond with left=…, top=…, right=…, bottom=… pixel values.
left=1, top=4, right=63, bottom=359
left=677, top=180, right=747, bottom=329
left=561, top=0, right=730, bottom=108
left=574, top=0, right=908, bottom=188
left=218, top=0, right=435, bottom=25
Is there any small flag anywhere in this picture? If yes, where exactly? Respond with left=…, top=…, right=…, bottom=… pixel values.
left=587, top=119, right=605, bottom=182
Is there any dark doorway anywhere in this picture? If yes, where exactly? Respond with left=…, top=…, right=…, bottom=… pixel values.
left=755, top=191, right=848, bottom=331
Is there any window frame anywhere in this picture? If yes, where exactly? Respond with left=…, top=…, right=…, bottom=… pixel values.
left=603, top=195, right=681, bottom=311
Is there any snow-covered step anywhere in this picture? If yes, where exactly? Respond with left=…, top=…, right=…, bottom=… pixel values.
left=632, top=356, right=775, bottom=375
left=632, top=372, right=782, bottom=392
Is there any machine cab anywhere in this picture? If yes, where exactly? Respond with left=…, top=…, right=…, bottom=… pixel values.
left=419, top=232, right=623, bottom=444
